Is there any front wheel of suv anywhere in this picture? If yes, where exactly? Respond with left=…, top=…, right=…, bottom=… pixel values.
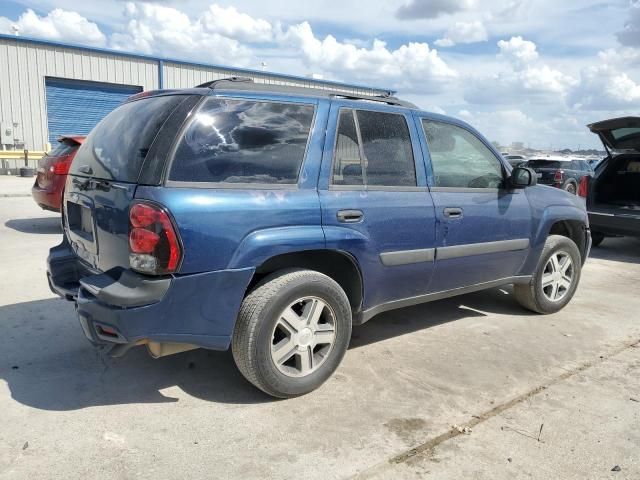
left=514, top=235, right=582, bottom=314
left=232, top=269, right=352, bottom=398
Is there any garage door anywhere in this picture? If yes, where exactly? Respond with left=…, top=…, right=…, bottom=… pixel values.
left=45, top=78, right=142, bottom=145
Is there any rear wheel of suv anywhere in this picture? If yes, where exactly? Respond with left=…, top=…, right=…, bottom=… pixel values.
left=232, top=269, right=352, bottom=398
left=514, top=235, right=582, bottom=314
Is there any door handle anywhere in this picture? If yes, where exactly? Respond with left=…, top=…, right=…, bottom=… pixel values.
left=337, top=209, right=364, bottom=223
left=443, top=207, right=463, bottom=219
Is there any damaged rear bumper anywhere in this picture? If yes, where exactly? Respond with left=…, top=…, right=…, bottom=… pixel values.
left=47, top=239, right=254, bottom=352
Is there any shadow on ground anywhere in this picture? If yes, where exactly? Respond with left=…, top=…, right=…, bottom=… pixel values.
left=5, top=217, right=61, bottom=234
left=0, top=287, right=530, bottom=411
left=589, top=236, right=640, bottom=265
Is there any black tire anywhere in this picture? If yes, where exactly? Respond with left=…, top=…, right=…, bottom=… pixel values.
left=514, top=235, right=582, bottom=314
left=591, top=231, right=605, bottom=247
left=563, top=181, right=577, bottom=195
left=232, top=268, right=352, bottom=398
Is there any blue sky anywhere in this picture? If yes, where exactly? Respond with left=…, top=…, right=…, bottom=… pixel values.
left=2, top=0, right=640, bottom=149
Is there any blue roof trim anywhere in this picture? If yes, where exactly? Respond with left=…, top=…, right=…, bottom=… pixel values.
left=0, top=33, right=396, bottom=95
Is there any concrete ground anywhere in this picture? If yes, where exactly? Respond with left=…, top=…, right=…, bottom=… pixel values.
left=0, top=196, right=639, bottom=480
left=0, top=176, right=35, bottom=197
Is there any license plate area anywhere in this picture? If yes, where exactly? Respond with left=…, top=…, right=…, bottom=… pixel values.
left=67, top=201, right=95, bottom=243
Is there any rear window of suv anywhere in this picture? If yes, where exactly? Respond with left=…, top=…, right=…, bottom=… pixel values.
left=49, top=138, right=79, bottom=157
left=527, top=160, right=562, bottom=169
left=69, top=95, right=187, bottom=182
left=168, top=98, right=315, bottom=184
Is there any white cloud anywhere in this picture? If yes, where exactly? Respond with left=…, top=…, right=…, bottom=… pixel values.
left=396, top=0, right=476, bottom=19
left=497, top=36, right=538, bottom=65
left=465, top=37, right=576, bottom=104
left=281, top=21, right=457, bottom=91
left=435, top=21, right=488, bottom=47
left=200, top=4, right=272, bottom=43
left=0, top=8, right=106, bottom=46
left=110, top=3, right=253, bottom=66
left=569, top=64, right=640, bottom=110
left=598, top=47, right=640, bottom=67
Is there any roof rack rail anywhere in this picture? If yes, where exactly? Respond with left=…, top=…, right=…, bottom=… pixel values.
left=328, top=93, right=417, bottom=109
left=193, top=76, right=417, bottom=109
left=195, top=76, right=254, bottom=89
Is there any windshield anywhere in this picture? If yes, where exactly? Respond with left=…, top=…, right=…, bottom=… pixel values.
left=69, top=95, right=187, bottom=182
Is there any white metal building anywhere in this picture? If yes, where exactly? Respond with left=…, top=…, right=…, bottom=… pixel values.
left=0, top=34, right=391, bottom=152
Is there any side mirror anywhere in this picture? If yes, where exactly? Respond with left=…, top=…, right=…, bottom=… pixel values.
left=509, top=167, right=537, bottom=188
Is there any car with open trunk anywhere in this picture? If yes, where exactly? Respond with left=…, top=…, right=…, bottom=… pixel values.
left=585, top=117, right=640, bottom=246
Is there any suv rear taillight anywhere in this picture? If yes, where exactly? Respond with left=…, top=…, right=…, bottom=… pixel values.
left=554, top=170, right=565, bottom=183
left=129, top=201, right=182, bottom=275
left=578, top=175, right=590, bottom=198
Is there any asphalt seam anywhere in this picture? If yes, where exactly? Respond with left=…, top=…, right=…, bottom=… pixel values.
left=351, top=338, right=640, bottom=479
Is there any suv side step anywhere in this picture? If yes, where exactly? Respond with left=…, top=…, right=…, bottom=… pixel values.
left=355, top=275, right=532, bottom=325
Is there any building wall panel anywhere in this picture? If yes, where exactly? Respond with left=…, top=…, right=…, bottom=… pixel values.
left=0, top=36, right=389, bottom=151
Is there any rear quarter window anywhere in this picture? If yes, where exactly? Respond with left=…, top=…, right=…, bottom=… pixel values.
left=168, top=98, right=315, bottom=184
left=70, top=95, right=188, bottom=182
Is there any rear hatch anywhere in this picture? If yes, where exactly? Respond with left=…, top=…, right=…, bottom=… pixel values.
left=588, top=116, right=640, bottom=154
left=64, top=93, right=198, bottom=272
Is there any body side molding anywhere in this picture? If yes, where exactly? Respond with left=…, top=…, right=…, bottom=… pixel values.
left=436, top=238, right=530, bottom=261
left=355, top=275, right=532, bottom=324
left=379, top=248, right=435, bottom=266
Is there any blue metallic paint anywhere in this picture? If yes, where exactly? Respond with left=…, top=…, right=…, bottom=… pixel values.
left=49, top=88, right=590, bottom=352
left=76, top=267, right=255, bottom=350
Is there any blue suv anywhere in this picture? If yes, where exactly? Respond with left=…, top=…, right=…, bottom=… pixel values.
left=48, top=78, right=591, bottom=398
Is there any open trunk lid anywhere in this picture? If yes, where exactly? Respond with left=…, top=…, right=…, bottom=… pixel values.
left=588, top=116, right=640, bottom=153
left=64, top=93, right=198, bottom=272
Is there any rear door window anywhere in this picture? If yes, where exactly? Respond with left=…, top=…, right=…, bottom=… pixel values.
left=331, top=108, right=417, bottom=187
left=70, top=95, right=188, bottom=182
left=169, top=98, right=315, bottom=184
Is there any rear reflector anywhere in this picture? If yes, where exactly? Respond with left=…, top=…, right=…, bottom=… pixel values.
left=578, top=175, right=590, bottom=198
left=129, top=201, right=182, bottom=275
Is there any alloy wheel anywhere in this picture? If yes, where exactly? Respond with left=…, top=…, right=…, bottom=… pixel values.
left=541, top=251, right=574, bottom=302
left=270, top=297, right=337, bottom=377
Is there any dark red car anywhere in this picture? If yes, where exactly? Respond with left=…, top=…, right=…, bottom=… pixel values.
left=32, top=135, right=85, bottom=212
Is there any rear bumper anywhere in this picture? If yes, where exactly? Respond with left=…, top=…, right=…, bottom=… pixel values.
left=47, top=239, right=254, bottom=351
left=588, top=211, right=640, bottom=237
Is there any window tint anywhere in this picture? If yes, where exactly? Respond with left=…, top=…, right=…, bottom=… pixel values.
left=580, top=160, right=592, bottom=171
left=170, top=98, right=314, bottom=184
left=527, top=160, right=562, bottom=169
left=357, top=110, right=416, bottom=186
left=332, top=109, right=363, bottom=185
left=422, top=120, right=503, bottom=188
left=331, top=109, right=416, bottom=187
left=70, top=95, right=186, bottom=182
